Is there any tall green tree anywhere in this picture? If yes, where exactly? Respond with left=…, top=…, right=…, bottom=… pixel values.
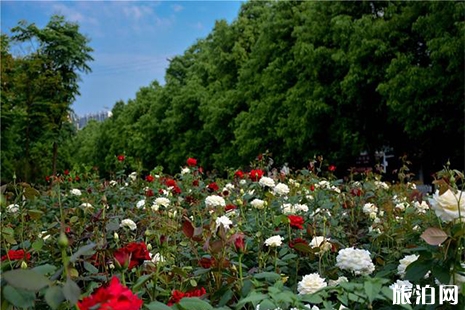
left=11, top=15, right=93, bottom=177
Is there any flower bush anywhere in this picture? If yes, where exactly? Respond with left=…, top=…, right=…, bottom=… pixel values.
left=1, top=157, right=464, bottom=309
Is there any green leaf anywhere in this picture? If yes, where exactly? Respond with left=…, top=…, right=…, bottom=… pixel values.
left=3, top=269, right=51, bottom=291
left=83, top=261, right=99, bottom=274
left=23, top=187, right=40, bottom=199
left=69, top=242, right=96, bottom=263
left=178, top=297, right=213, bottom=310
left=300, top=294, right=323, bottom=304
left=63, top=278, right=81, bottom=305
left=3, top=285, right=36, bottom=308
left=133, top=274, right=152, bottom=291
left=145, top=301, right=173, bottom=310
left=32, top=238, right=44, bottom=251
left=32, top=264, right=57, bottom=275
left=4, top=234, right=17, bottom=244
left=217, top=288, right=233, bottom=307
left=2, top=227, right=14, bottom=236
left=28, top=209, right=44, bottom=220
left=432, top=264, right=451, bottom=285
left=236, top=293, right=268, bottom=308
left=404, top=260, right=431, bottom=282
left=45, top=286, right=65, bottom=310
left=106, top=220, right=120, bottom=232
left=257, top=299, right=276, bottom=310
left=253, top=272, right=281, bottom=282
left=364, top=279, right=382, bottom=304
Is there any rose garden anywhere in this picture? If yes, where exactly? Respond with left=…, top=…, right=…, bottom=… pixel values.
left=1, top=156, right=464, bottom=309
left=2, top=1, right=464, bottom=309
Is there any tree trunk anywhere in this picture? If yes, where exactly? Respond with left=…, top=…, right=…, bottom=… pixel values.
left=52, top=141, right=58, bottom=176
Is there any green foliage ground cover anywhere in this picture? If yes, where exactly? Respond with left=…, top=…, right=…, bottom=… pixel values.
left=1, top=157, right=464, bottom=309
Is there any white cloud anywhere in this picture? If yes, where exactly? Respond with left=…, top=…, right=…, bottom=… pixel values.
left=192, top=22, right=204, bottom=30
left=172, top=4, right=184, bottom=13
left=122, top=4, right=153, bottom=20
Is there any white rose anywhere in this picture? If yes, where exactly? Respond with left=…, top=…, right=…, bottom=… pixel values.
left=136, top=199, right=146, bottom=209
left=297, top=273, right=327, bottom=295
left=79, top=203, right=93, bottom=211
left=215, top=215, right=233, bottom=231
left=274, top=183, right=290, bottom=196
left=6, top=204, right=20, bottom=213
left=309, top=236, right=332, bottom=254
left=205, top=195, right=226, bottom=208
left=413, top=201, right=429, bottom=214
left=397, top=254, right=419, bottom=278
left=250, top=199, right=266, bottom=209
left=363, top=203, right=378, bottom=215
left=336, top=247, right=375, bottom=276
left=129, top=172, right=137, bottom=181
left=154, top=197, right=170, bottom=207
left=120, top=219, right=137, bottom=231
left=70, top=189, right=82, bottom=196
left=264, top=235, right=283, bottom=247
left=181, top=167, right=190, bottom=175
left=259, top=176, right=275, bottom=188
left=151, top=253, right=165, bottom=264
left=294, top=203, right=308, bottom=212
left=374, top=181, right=389, bottom=189
left=428, top=189, right=465, bottom=222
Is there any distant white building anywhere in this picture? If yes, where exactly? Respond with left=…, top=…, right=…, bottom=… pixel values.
left=71, top=110, right=113, bottom=130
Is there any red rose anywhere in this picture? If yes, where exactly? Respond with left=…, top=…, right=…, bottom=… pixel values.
left=64, top=169, right=70, bottom=176
left=225, top=204, right=237, bottom=212
left=288, top=215, right=305, bottom=229
left=145, top=189, right=154, bottom=197
left=77, top=276, right=143, bottom=310
left=114, top=242, right=150, bottom=270
left=172, top=185, right=182, bottom=195
left=310, top=184, right=315, bottom=191
left=289, top=237, right=307, bottom=249
left=350, top=188, right=362, bottom=197
left=249, top=169, right=264, bottom=181
left=125, top=242, right=150, bottom=261
left=75, top=175, right=80, bottom=181
left=165, top=178, right=177, bottom=188
left=192, top=179, right=199, bottom=186
left=117, top=154, right=125, bottom=162
left=45, top=175, right=51, bottom=182
left=207, top=182, right=219, bottom=192
left=167, top=287, right=206, bottom=306
left=187, top=157, right=197, bottom=167
left=234, top=170, right=244, bottom=179
left=167, top=290, right=186, bottom=306
left=145, top=175, right=154, bottom=182
left=113, top=248, right=131, bottom=269
left=328, top=165, right=336, bottom=172
left=234, top=235, right=245, bottom=253
left=1, top=249, right=30, bottom=261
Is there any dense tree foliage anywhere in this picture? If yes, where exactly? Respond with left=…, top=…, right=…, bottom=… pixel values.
left=2, top=1, right=463, bottom=183
left=1, top=16, right=93, bottom=182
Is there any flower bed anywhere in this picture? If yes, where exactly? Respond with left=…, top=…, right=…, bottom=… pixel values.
left=1, top=158, right=464, bottom=309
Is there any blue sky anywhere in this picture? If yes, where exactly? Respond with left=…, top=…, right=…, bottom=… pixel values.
left=1, top=0, right=244, bottom=116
